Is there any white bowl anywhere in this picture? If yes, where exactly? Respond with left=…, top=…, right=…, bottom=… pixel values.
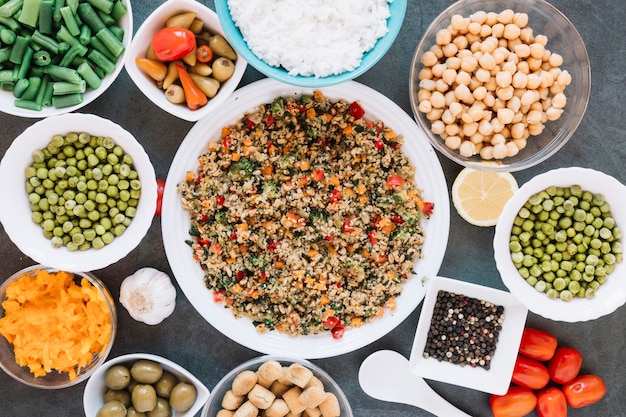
left=0, top=0, right=133, bottom=118
left=124, top=0, right=247, bottom=122
left=83, top=353, right=210, bottom=417
left=201, top=355, right=353, bottom=417
left=0, top=113, right=157, bottom=272
left=494, top=167, right=626, bottom=322
left=409, top=276, right=528, bottom=395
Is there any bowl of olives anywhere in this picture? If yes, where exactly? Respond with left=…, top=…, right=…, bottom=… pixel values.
left=83, top=353, right=210, bottom=417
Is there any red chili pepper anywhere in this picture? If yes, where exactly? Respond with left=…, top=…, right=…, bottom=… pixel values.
left=331, top=325, right=345, bottom=339
left=490, top=386, right=537, bottom=417
left=197, top=238, right=209, bottom=245
left=323, top=316, right=340, bottom=329
left=386, top=174, right=405, bottom=188
left=373, top=139, right=384, bottom=151
left=519, top=327, right=558, bottom=361
left=536, top=387, right=567, bottom=417
left=195, top=44, right=213, bottom=63
left=228, top=231, right=237, bottom=241
left=548, top=346, right=583, bottom=384
left=420, top=201, right=434, bottom=215
left=151, top=27, right=196, bottom=61
left=155, top=178, right=165, bottom=217
left=368, top=230, right=377, bottom=245
left=512, top=354, right=550, bottom=390
left=349, top=101, right=365, bottom=119
left=562, top=374, right=606, bottom=408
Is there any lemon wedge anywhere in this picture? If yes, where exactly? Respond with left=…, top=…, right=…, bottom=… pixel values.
left=451, top=168, right=518, bottom=227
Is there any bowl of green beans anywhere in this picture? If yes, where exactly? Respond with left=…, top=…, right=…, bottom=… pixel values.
left=0, top=113, right=157, bottom=272
left=494, top=167, right=626, bottom=322
left=0, top=0, right=132, bottom=118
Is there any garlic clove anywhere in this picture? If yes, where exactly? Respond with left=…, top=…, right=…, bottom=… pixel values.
left=119, top=267, right=177, bottom=325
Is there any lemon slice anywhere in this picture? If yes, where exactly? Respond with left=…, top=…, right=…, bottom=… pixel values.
left=451, top=168, right=518, bottom=227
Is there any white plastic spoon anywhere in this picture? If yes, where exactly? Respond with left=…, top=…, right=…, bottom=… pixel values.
left=359, top=350, right=473, bottom=417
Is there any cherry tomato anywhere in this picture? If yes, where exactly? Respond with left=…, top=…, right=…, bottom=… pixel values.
left=155, top=178, right=165, bottom=217
left=548, top=346, right=583, bottom=384
left=562, top=374, right=606, bottom=408
left=385, top=174, right=405, bottom=188
left=490, top=385, right=537, bottom=417
left=349, top=101, right=365, bottom=119
left=512, top=354, right=550, bottom=390
left=151, top=27, right=196, bottom=61
left=536, top=387, right=567, bottom=417
left=519, top=327, right=558, bottom=361
left=195, top=44, right=213, bottom=63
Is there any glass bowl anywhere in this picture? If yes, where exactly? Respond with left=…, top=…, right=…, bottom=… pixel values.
left=0, top=113, right=157, bottom=272
left=494, top=167, right=626, bottom=322
left=214, top=0, right=407, bottom=87
left=0, top=265, right=116, bottom=389
left=202, top=355, right=353, bottom=416
left=409, top=0, right=590, bottom=172
left=0, top=0, right=133, bottom=118
left=83, top=352, right=210, bottom=417
left=124, top=0, right=247, bottom=122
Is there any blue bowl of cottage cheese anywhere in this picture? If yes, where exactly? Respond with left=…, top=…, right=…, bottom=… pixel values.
left=215, top=0, right=407, bottom=87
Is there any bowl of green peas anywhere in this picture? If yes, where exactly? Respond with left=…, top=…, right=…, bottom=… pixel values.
left=0, top=112, right=157, bottom=272
left=494, top=167, right=626, bottom=322
left=0, top=0, right=132, bottom=118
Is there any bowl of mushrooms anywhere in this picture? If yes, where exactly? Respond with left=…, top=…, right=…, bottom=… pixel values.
left=409, top=0, right=590, bottom=172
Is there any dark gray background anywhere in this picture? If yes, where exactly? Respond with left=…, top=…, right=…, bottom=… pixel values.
left=1, top=1, right=624, bottom=416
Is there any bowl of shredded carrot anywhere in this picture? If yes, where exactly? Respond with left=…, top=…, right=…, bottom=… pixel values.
left=0, top=265, right=116, bottom=389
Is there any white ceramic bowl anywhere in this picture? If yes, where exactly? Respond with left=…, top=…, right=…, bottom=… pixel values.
left=0, top=0, right=133, bottom=118
left=201, top=355, right=353, bottom=417
left=124, top=0, right=247, bottom=122
left=409, top=276, right=528, bottom=395
left=0, top=113, right=157, bottom=272
left=409, top=0, right=590, bottom=172
left=494, top=167, right=626, bottom=322
left=0, top=265, right=116, bottom=389
left=215, top=0, right=406, bottom=87
left=83, top=353, right=210, bottom=417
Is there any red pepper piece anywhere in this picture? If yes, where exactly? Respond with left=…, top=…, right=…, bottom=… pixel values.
left=349, top=101, right=365, bottom=119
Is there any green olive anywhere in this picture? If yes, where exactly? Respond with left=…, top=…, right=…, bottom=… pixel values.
left=207, top=34, right=237, bottom=60
left=96, top=400, right=127, bottom=417
left=132, top=384, right=158, bottom=413
left=154, top=372, right=178, bottom=398
left=169, top=382, right=197, bottom=412
left=127, top=377, right=139, bottom=394
left=146, top=397, right=171, bottom=417
left=104, top=365, right=131, bottom=390
left=126, top=406, right=146, bottom=417
left=104, top=389, right=131, bottom=406
left=130, top=360, right=163, bottom=384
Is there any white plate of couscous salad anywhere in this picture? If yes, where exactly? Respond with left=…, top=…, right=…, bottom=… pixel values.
left=162, top=78, right=450, bottom=358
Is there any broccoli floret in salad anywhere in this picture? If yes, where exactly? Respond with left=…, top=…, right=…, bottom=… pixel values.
left=262, top=180, right=280, bottom=199
left=228, top=157, right=256, bottom=181
left=270, top=97, right=285, bottom=117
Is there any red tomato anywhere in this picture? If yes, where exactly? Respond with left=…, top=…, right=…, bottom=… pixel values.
left=536, top=387, right=567, bottom=417
left=519, top=327, right=558, bottom=361
left=512, top=354, right=550, bottom=390
left=349, top=101, right=365, bottom=119
left=155, top=178, right=165, bottom=216
left=548, top=346, right=583, bottom=384
left=490, top=386, right=537, bottom=417
left=386, top=174, right=405, bottom=188
left=562, top=374, right=606, bottom=408
left=151, top=27, right=196, bottom=61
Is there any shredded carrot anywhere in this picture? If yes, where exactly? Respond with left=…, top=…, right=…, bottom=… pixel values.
left=0, top=269, right=111, bottom=380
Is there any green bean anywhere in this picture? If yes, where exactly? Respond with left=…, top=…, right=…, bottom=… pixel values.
left=79, top=23, right=91, bottom=45
left=87, top=48, right=115, bottom=73
left=9, top=34, right=29, bottom=64
left=52, top=79, right=85, bottom=95
left=86, top=0, right=113, bottom=13
left=95, top=27, right=124, bottom=58
left=16, top=45, right=33, bottom=79
left=60, top=6, right=80, bottom=36
left=77, top=2, right=105, bottom=32
left=0, top=0, right=23, bottom=18
left=88, top=35, right=116, bottom=61
left=17, top=0, right=41, bottom=27
left=51, top=91, right=82, bottom=107
left=38, top=0, right=54, bottom=34
left=20, top=75, right=40, bottom=100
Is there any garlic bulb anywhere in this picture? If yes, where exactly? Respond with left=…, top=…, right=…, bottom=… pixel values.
left=119, top=267, right=176, bottom=325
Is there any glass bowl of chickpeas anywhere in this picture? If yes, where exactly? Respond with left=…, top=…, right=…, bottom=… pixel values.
left=409, top=0, right=590, bottom=172
left=0, top=113, right=157, bottom=272
left=201, top=355, right=353, bottom=417
left=494, top=167, right=626, bottom=321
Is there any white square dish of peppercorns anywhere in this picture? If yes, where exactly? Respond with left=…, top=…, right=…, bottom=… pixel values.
left=409, top=276, right=528, bottom=395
